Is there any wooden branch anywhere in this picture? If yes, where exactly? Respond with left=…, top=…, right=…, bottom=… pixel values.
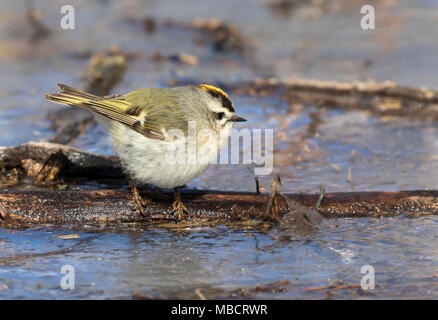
left=0, top=189, right=437, bottom=226
left=48, top=108, right=94, bottom=145
left=280, top=78, right=438, bottom=103
left=231, top=78, right=438, bottom=103
left=1, top=142, right=437, bottom=226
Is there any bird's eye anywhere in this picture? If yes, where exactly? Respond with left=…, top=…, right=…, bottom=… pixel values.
left=216, top=112, right=225, bottom=120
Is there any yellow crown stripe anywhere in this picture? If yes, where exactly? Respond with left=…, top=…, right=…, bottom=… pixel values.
left=198, top=84, right=229, bottom=99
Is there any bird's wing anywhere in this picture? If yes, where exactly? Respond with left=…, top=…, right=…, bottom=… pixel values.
left=124, top=87, right=189, bottom=137
left=46, top=84, right=187, bottom=141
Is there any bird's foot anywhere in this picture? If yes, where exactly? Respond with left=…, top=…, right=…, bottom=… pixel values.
left=172, top=199, right=188, bottom=221
left=172, top=188, right=187, bottom=221
left=130, top=182, right=147, bottom=216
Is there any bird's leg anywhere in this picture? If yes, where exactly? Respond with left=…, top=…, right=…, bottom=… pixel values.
left=172, top=188, right=187, bottom=221
left=120, top=158, right=147, bottom=217
left=130, top=181, right=147, bottom=216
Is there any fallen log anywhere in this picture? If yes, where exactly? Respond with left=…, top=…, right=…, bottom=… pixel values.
left=47, top=108, right=94, bottom=145
left=0, top=189, right=437, bottom=226
left=230, top=78, right=438, bottom=105
left=269, top=78, right=438, bottom=104
left=1, top=142, right=437, bottom=226
left=0, top=142, right=123, bottom=187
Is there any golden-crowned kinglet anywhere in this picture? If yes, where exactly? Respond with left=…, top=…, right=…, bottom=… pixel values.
left=46, top=83, right=246, bottom=219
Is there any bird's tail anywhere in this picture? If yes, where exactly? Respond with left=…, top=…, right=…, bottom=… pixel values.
left=45, top=83, right=102, bottom=107
left=45, top=83, right=137, bottom=127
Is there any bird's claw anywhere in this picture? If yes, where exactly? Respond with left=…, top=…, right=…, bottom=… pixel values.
left=131, top=182, right=146, bottom=216
left=172, top=199, right=188, bottom=221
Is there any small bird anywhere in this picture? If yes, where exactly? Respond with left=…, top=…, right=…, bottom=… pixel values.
left=46, top=83, right=246, bottom=219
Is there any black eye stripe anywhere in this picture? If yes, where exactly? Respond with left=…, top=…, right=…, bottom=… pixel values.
left=216, top=112, right=225, bottom=120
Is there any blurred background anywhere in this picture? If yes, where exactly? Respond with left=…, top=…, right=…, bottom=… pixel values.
left=2, top=0, right=438, bottom=300
left=1, top=0, right=438, bottom=193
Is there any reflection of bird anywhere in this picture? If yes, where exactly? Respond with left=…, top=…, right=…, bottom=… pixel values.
left=46, top=83, right=246, bottom=219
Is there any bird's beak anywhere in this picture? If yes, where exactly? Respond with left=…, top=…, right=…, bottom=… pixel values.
left=230, top=115, right=247, bottom=122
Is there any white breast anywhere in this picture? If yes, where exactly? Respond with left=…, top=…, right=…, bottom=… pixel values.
left=101, top=119, right=231, bottom=189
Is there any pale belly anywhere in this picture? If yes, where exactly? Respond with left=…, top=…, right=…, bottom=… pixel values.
left=105, top=121, right=223, bottom=189
left=122, top=154, right=211, bottom=188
